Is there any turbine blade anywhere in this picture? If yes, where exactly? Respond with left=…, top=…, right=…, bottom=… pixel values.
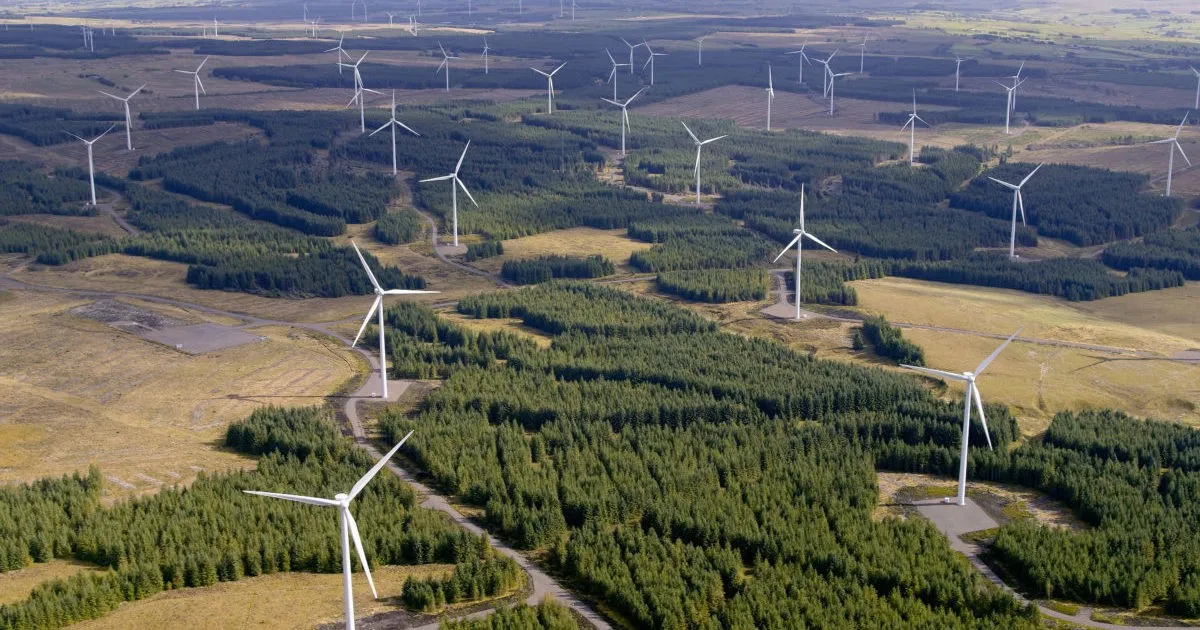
left=972, top=385, right=993, bottom=449
left=551, top=62, right=566, bottom=75
left=351, top=240, right=382, bottom=290
left=804, top=232, right=837, bottom=253
left=601, top=97, right=620, bottom=106
left=242, top=490, right=339, bottom=507
left=901, top=364, right=969, bottom=382
left=455, top=140, right=470, bottom=173
left=383, top=289, right=438, bottom=295
left=456, top=177, right=478, bottom=206
left=681, top=121, right=699, bottom=143
left=701, top=135, right=727, bottom=144
left=397, top=121, right=419, bottom=136
left=772, top=234, right=803, bottom=263
left=353, top=297, right=380, bottom=347
left=98, top=90, right=122, bottom=100
left=1176, top=141, right=1192, bottom=167
left=195, top=76, right=206, bottom=95
left=1017, top=191, right=1027, bottom=226
left=197, top=55, right=209, bottom=71
left=369, top=121, right=390, bottom=136
left=344, top=508, right=377, bottom=598
left=975, top=328, right=1023, bottom=375
left=419, top=174, right=454, bottom=183
left=1018, top=163, right=1044, bottom=187
left=625, top=87, right=647, bottom=105
left=530, top=67, right=549, bottom=77
left=349, top=430, right=414, bottom=500
left=988, top=177, right=1019, bottom=190
left=128, top=83, right=146, bottom=98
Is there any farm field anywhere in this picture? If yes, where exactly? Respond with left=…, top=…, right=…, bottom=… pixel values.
left=0, top=288, right=361, bottom=499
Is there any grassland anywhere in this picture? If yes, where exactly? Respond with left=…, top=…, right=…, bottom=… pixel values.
left=0, top=289, right=361, bottom=500
left=466, top=227, right=654, bottom=275
left=0, top=560, right=103, bottom=607
left=72, top=564, right=455, bottom=630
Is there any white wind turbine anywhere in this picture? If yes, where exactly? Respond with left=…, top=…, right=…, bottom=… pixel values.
left=531, top=62, right=566, bottom=114
left=997, top=77, right=1025, bottom=135
left=954, top=56, right=971, bottom=92
left=642, top=40, right=667, bottom=85
left=1191, top=67, right=1200, bottom=109
left=212, top=18, right=218, bottom=38
left=571, top=0, right=577, bottom=21
left=988, top=162, right=1043, bottom=259
left=173, top=56, right=209, bottom=111
left=307, top=17, right=322, bottom=38
left=772, top=184, right=837, bottom=320
left=66, top=125, right=115, bottom=206
left=436, top=42, right=459, bottom=92
left=785, top=41, right=810, bottom=87
left=858, top=35, right=869, bottom=74
left=350, top=241, right=438, bottom=398
left=816, top=49, right=838, bottom=98
left=681, top=121, right=727, bottom=204
left=326, top=31, right=352, bottom=74
left=371, top=91, right=420, bottom=175
left=900, top=90, right=929, bottom=165
left=601, top=87, right=646, bottom=156
left=605, top=48, right=630, bottom=100
left=481, top=38, right=491, bottom=74
left=620, top=37, right=638, bottom=74
left=1009, top=61, right=1025, bottom=112
left=828, top=71, right=852, bottom=116
left=697, top=36, right=705, bottom=66
left=420, top=141, right=477, bottom=247
left=342, top=52, right=381, bottom=133
left=243, top=430, right=415, bottom=630
left=1148, top=113, right=1191, bottom=198
left=98, top=83, right=145, bottom=151
left=765, top=64, right=776, bottom=131
left=901, top=330, right=1022, bottom=507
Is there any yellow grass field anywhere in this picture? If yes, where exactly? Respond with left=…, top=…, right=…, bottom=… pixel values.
left=0, top=560, right=103, bottom=606
left=73, top=564, right=454, bottom=630
left=468, top=227, right=654, bottom=275
left=851, top=278, right=1200, bottom=431
left=0, top=289, right=360, bottom=500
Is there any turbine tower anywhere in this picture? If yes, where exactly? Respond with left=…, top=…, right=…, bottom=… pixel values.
left=98, top=83, right=145, bottom=151
left=435, top=42, right=459, bottom=92
left=326, top=31, right=352, bottom=74
left=772, top=184, right=837, bottom=320
left=243, top=430, right=416, bottom=630
left=619, top=37, right=638, bottom=74
left=997, top=77, right=1025, bottom=135
left=988, top=163, right=1043, bottom=259
left=858, top=35, right=868, bottom=74
left=954, top=56, right=970, bottom=92
left=601, top=87, right=646, bottom=156
left=370, top=91, right=420, bottom=175
left=66, top=125, right=115, bottom=206
left=766, top=64, right=775, bottom=131
left=605, top=48, right=630, bottom=100
left=900, top=330, right=1022, bottom=507
left=681, top=121, right=727, bottom=204
left=785, top=41, right=810, bottom=87
left=350, top=241, right=437, bottom=398
left=481, top=38, right=491, bottom=74
left=816, top=50, right=838, bottom=98
left=1148, top=113, right=1192, bottom=197
left=420, top=141, right=477, bottom=247
left=341, top=52, right=381, bottom=133
left=1191, top=67, right=1200, bottom=109
left=900, top=90, right=929, bottom=165
left=530, top=62, right=566, bottom=114
left=173, top=56, right=209, bottom=111
left=697, top=36, right=705, bottom=66
left=1009, top=61, right=1025, bottom=112
left=641, top=40, right=667, bottom=86
left=828, top=71, right=852, bottom=116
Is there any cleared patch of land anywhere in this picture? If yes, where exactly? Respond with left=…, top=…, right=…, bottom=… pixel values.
left=0, top=290, right=360, bottom=500
left=6, top=213, right=130, bottom=238
left=876, top=471, right=1087, bottom=531
left=72, top=564, right=454, bottom=630
left=439, top=311, right=554, bottom=348
left=468, top=227, right=654, bottom=275
left=0, top=559, right=104, bottom=606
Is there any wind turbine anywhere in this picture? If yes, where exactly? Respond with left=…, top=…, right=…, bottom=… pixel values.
left=785, top=41, right=810, bottom=87
left=481, top=38, right=491, bottom=74
left=997, top=77, right=1025, bottom=135
left=371, top=91, right=420, bottom=175
left=1148, top=113, right=1192, bottom=197
left=641, top=40, right=667, bottom=86
left=1190, top=67, right=1200, bottom=110
left=681, top=121, right=726, bottom=204
left=601, top=87, right=645, bottom=156
left=571, top=0, right=577, bottom=21
left=1009, top=61, right=1025, bottom=112
left=766, top=64, right=776, bottom=131
left=98, top=83, right=145, bottom=151
left=988, top=163, right=1043, bottom=258
left=828, top=71, right=852, bottom=116
left=420, top=141, right=477, bottom=247
left=531, top=63, right=566, bottom=114
left=620, top=37, right=638, bottom=75
left=900, top=330, right=1022, bottom=507
left=605, top=49, right=629, bottom=100
left=858, top=35, right=869, bottom=74
left=772, top=184, right=837, bottom=320
left=326, top=31, right=351, bottom=74
left=212, top=18, right=218, bottom=38
left=66, top=125, right=115, bottom=206
left=900, top=90, right=929, bottom=165
left=350, top=241, right=437, bottom=399
left=173, top=56, right=209, bottom=111
left=435, top=42, right=459, bottom=92
left=386, top=11, right=395, bottom=25
left=697, top=36, right=705, bottom=66
left=307, top=17, right=322, bottom=38
left=243, top=430, right=416, bottom=630
left=341, top=52, right=381, bottom=133
left=954, top=56, right=971, bottom=92
left=816, top=49, right=838, bottom=98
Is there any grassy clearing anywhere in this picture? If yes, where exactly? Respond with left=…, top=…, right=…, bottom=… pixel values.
left=0, top=560, right=104, bottom=606
left=438, top=310, right=554, bottom=349
left=469, top=227, right=654, bottom=275
left=876, top=472, right=1087, bottom=532
left=6, top=214, right=130, bottom=238
left=72, top=564, right=454, bottom=630
left=0, top=290, right=360, bottom=501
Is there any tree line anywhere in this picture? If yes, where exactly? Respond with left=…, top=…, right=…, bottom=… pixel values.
left=500, top=255, right=614, bottom=284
